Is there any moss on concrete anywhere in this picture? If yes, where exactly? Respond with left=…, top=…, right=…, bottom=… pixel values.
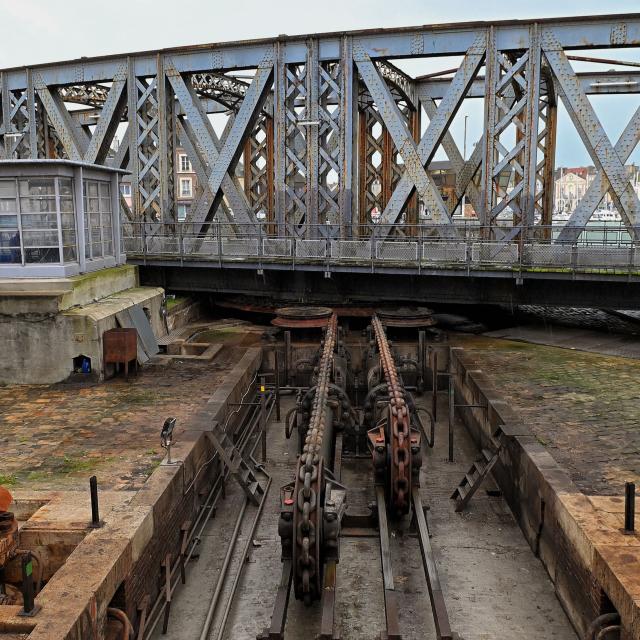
left=166, top=296, right=187, bottom=311
left=453, top=333, right=640, bottom=494
left=68, top=264, right=136, bottom=287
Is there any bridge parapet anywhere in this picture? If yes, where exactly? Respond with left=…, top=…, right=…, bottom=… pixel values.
left=122, top=221, right=640, bottom=277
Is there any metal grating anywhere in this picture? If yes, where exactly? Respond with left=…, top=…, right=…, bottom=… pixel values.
left=375, top=241, right=418, bottom=261
left=331, top=240, right=372, bottom=260
left=421, top=241, right=466, bottom=263
left=471, top=242, right=519, bottom=265
left=122, top=237, right=144, bottom=253
left=184, top=239, right=220, bottom=256
left=524, top=244, right=572, bottom=267
left=222, top=238, right=260, bottom=257
left=263, top=238, right=292, bottom=257
left=145, top=236, right=180, bottom=254
left=295, top=239, right=327, bottom=258
left=576, top=246, right=631, bottom=267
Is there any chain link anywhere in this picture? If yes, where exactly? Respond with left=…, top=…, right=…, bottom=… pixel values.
left=371, top=315, right=412, bottom=516
left=294, top=313, right=337, bottom=602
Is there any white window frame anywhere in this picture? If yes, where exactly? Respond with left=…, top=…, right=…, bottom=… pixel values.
left=179, top=177, right=193, bottom=198
left=120, top=183, right=131, bottom=197
left=178, top=154, right=192, bottom=173
left=177, top=203, right=190, bottom=221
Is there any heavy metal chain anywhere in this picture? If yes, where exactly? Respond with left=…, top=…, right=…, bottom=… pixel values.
left=295, top=313, right=338, bottom=602
left=371, top=315, right=412, bottom=516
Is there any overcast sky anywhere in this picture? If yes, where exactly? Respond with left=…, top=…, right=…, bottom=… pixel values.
left=2, top=0, right=640, bottom=166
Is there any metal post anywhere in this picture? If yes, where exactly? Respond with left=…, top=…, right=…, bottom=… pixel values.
left=431, top=349, right=438, bottom=422
left=89, top=475, right=101, bottom=528
left=284, top=331, right=291, bottom=386
left=418, top=330, right=425, bottom=393
left=260, top=377, right=267, bottom=463
left=448, top=375, right=455, bottom=463
left=274, top=349, right=281, bottom=422
left=17, top=552, right=39, bottom=617
left=624, top=482, right=636, bottom=534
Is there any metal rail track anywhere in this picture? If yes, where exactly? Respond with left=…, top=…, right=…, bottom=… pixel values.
left=262, top=315, right=453, bottom=639
left=142, top=388, right=274, bottom=639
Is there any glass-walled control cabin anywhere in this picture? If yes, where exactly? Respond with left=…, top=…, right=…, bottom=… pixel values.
left=0, top=160, right=126, bottom=277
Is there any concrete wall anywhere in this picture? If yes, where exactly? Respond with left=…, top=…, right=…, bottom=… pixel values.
left=58, top=265, right=139, bottom=311
left=166, top=298, right=202, bottom=333
left=0, top=286, right=164, bottom=384
left=0, top=265, right=161, bottom=384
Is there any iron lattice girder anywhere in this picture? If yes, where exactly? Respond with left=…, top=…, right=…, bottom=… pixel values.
left=165, top=57, right=259, bottom=229
left=417, top=71, right=640, bottom=100
left=354, top=48, right=456, bottom=232
left=175, top=117, right=233, bottom=225
left=4, top=13, right=640, bottom=88
left=389, top=32, right=487, bottom=226
left=3, top=13, right=640, bottom=241
left=57, top=73, right=274, bottom=117
left=557, top=105, right=640, bottom=242
left=355, top=33, right=486, bottom=232
left=541, top=29, right=640, bottom=239
left=421, top=97, right=482, bottom=215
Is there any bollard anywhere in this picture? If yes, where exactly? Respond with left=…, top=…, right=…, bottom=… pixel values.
left=624, top=482, right=636, bottom=534
left=89, top=475, right=101, bottom=528
left=17, top=552, right=40, bottom=616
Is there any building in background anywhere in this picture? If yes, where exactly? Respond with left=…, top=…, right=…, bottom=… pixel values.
left=119, top=147, right=199, bottom=221
left=175, top=148, right=197, bottom=221
left=554, top=164, right=640, bottom=217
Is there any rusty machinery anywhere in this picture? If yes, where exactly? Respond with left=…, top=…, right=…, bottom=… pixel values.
left=263, top=312, right=452, bottom=640
left=278, top=314, right=349, bottom=604
left=0, top=488, right=19, bottom=602
left=0, top=487, right=47, bottom=616
left=365, top=315, right=423, bottom=518
left=364, top=315, right=452, bottom=639
left=261, top=313, right=352, bottom=640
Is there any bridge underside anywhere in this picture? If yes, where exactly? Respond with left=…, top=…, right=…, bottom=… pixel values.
left=137, top=261, right=640, bottom=309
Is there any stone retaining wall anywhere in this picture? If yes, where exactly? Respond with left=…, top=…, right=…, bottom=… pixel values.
left=450, top=346, right=637, bottom=639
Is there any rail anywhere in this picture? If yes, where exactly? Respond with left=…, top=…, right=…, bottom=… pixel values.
left=121, top=221, right=640, bottom=275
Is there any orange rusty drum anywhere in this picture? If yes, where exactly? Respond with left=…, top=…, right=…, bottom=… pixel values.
left=0, top=486, right=12, bottom=512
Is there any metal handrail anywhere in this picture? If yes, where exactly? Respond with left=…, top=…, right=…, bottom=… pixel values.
left=120, top=221, right=640, bottom=274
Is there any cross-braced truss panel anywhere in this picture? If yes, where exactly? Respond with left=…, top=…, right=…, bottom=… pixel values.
left=1, top=14, right=640, bottom=245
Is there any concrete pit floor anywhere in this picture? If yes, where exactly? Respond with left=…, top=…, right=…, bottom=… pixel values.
left=153, top=393, right=576, bottom=640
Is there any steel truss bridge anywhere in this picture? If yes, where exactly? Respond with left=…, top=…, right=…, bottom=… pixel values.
left=3, top=13, right=640, bottom=305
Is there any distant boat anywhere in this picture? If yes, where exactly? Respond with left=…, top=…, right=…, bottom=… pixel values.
left=592, top=209, right=621, bottom=222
